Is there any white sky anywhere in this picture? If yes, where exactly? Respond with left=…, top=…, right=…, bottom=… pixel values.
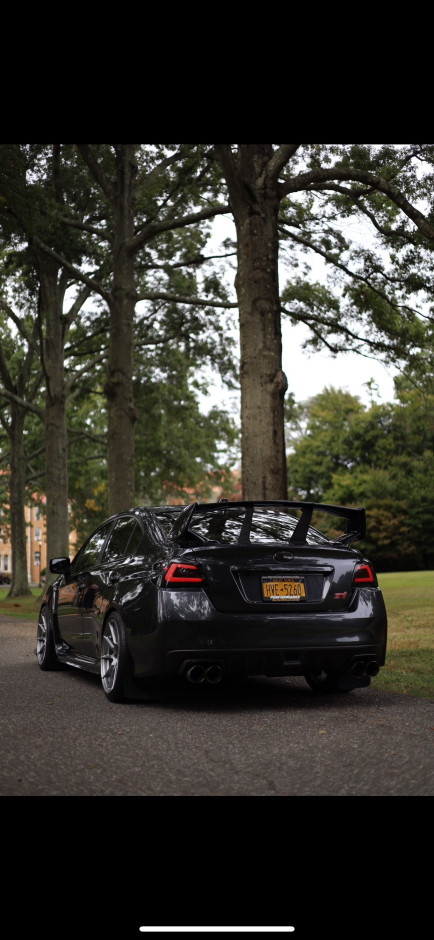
left=205, top=216, right=399, bottom=413
left=281, top=319, right=398, bottom=406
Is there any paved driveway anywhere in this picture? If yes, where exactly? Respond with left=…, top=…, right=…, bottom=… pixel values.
left=1, top=616, right=433, bottom=796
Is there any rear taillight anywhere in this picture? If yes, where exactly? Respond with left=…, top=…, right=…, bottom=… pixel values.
left=164, top=563, right=203, bottom=584
left=354, top=563, right=375, bottom=584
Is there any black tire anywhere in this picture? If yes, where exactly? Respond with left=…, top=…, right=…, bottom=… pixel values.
left=36, top=607, right=60, bottom=670
left=304, top=669, right=349, bottom=693
left=100, top=611, right=130, bottom=703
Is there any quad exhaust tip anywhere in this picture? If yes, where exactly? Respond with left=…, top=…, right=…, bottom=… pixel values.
left=352, top=659, right=380, bottom=678
left=185, top=663, right=224, bottom=684
left=185, top=659, right=379, bottom=684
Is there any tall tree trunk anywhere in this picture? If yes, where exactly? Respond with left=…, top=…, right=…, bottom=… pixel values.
left=8, top=406, right=32, bottom=596
left=106, top=146, right=138, bottom=515
left=216, top=145, right=288, bottom=499
left=39, top=259, right=70, bottom=563
left=0, top=319, right=41, bottom=597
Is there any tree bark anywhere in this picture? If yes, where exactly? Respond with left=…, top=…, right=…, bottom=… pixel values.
left=216, top=145, right=288, bottom=499
left=38, top=257, right=70, bottom=563
left=8, top=406, right=32, bottom=596
left=105, top=146, right=139, bottom=515
left=0, top=316, right=41, bottom=597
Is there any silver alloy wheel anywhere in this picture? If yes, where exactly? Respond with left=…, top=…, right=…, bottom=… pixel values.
left=36, top=609, right=48, bottom=665
left=101, top=617, right=120, bottom=694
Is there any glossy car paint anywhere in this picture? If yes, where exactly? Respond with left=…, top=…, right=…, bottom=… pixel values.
left=37, top=501, right=388, bottom=699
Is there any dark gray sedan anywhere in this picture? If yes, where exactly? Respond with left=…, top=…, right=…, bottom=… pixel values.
left=36, top=499, right=388, bottom=702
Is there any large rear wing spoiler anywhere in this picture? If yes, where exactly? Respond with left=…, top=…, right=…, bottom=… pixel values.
left=170, top=500, right=366, bottom=546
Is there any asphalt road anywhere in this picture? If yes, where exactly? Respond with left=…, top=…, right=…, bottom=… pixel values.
left=1, top=616, right=433, bottom=797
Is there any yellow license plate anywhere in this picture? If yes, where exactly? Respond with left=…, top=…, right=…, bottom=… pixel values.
left=262, top=578, right=306, bottom=601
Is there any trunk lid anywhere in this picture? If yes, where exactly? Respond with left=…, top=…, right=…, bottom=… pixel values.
left=186, top=543, right=359, bottom=613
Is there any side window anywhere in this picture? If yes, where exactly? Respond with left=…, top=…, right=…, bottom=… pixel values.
left=102, top=516, right=141, bottom=564
left=125, top=522, right=144, bottom=556
left=73, top=521, right=113, bottom=574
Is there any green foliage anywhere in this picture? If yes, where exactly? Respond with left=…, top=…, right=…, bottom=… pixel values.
left=62, top=340, right=239, bottom=545
left=3, top=144, right=434, bottom=563
left=65, top=389, right=109, bottom=549
left=0, top=144, right=238, bottom=549
left=279, top=144, right=434, bottom=377
left=287, top=383, right=434, bottom=570
left=134, top=344, right=239, bottom=505
left=286, top=387, right=366, bottom=500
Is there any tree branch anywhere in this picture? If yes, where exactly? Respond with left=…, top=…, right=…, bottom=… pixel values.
left=30, top=234, right=111, bottom=304
left=129, top=203, right=230, bottom=255
left=76, top=144, right=115, bottom=201
left=279, top=167, right=434, bottom=242
left=266, top=145, right=301, bottom=185
left=0, top=387, right=44, bottom=418
left=135, top=289, right=238, bottom=308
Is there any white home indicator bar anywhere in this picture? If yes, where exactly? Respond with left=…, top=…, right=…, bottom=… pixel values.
left=139, top=930, right=295, bottom=934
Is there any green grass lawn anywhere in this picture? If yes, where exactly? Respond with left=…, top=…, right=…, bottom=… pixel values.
left=372, top=570, right=434, bottom=700
left=1, top=572, right=433, bottom=699
left=0, top=586, right=42, bottom=618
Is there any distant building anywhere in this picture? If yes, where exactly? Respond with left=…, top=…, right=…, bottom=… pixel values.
left=0, top=499, right=75, bottom=586
left=26, top=503, right=48, bottom=585
left=0, top=473, right=241, bottom=585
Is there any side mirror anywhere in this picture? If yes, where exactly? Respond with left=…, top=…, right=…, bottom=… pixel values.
left=49, top=557, right=70, bottom=574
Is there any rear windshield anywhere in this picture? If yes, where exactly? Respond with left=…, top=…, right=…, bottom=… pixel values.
left=155, top=506, right=330, bottom=546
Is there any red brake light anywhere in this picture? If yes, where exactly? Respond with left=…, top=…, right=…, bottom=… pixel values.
left=164, top=563, right=203, bottom=583
left=354, top=564, right=375, bottom=584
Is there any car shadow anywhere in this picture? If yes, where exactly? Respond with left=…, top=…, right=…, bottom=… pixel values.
left=57, top=665, right=386, bottom=712
left=125, top=674, right=376, bottom=711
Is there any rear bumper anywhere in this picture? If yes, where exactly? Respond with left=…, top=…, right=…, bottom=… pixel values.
left=164, top=646, right=384, bottom=682
left=127, top=586, right=387, bottom=681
